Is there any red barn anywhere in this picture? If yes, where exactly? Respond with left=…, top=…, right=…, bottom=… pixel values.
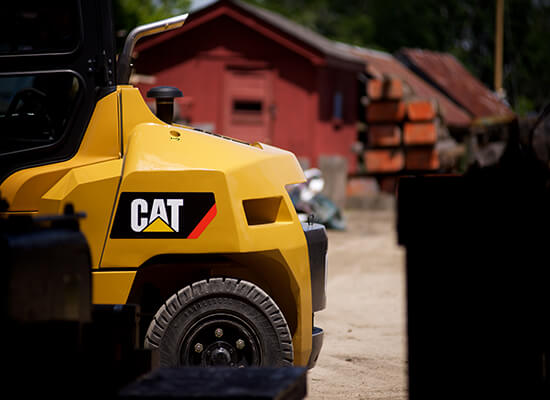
left=133, top=0, right=364, bottom=172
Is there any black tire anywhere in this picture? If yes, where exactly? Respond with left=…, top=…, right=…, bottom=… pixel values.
left=144, top=278, right=294, bottom=367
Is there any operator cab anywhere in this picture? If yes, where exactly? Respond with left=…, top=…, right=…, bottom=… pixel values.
left=0, top=0, right=117, bottom=183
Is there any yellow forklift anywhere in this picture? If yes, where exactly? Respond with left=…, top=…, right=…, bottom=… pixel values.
left=0, top=0, right=326, bottom=369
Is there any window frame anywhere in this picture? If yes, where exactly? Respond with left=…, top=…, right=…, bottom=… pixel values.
left=0, top=1, right=84, bottom=59
left=0, top=69, right=85, bottom=157
left=0, top=0, right=117, bottom=184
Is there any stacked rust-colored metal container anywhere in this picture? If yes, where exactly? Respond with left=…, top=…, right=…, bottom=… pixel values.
left=363, top=77, right=440, bottom=191
left=403, top=100, right=440, bottom=171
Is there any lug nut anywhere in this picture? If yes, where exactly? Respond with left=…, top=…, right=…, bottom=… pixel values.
left=236, top=339, right=245, bottom=350
left=194, top=343, right=204, bottom=353
left=215, top=328, right=224, bottom=338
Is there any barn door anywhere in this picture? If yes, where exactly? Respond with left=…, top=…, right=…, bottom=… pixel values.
left=223, top=68, right=273, bottom=144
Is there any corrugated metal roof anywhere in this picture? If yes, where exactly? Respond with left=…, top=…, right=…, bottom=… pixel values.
left=398, top=48, right=514, bottom=120
left=341, top=44, right=472, bottom=128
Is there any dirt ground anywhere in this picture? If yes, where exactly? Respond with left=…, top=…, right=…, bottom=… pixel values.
left=307, top=208, right=408, bottom=400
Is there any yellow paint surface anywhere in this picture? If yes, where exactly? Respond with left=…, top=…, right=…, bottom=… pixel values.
left=0, top=86, right=314, bottom=366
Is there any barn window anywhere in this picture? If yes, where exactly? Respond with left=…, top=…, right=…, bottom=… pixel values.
left=233, top=100, right=263, bottom=112
left=232, top=99, right=263, bottom=124
left=333, top=91, right=343, bottom=120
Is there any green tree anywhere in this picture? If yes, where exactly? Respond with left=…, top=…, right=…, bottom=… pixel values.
left=245, top=0, right=375, bottom=47
left=113, top=0, right=190, bottom=37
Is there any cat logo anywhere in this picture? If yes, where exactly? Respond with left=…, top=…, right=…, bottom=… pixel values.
left=110, top=192, right=216, bottom=239
left=131, top=198, right=183, bottom=233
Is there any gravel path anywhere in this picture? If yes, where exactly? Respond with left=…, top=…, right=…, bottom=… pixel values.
left=307, top=209, right=408, bottom=400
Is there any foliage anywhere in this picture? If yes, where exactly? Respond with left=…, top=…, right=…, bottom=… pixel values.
left=113, top=0, right=190, bottom=36
left=244, top=0, right=376, bottom=47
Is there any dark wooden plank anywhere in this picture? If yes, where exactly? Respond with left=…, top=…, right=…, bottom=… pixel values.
left=119, top=367, right=307, bottom=399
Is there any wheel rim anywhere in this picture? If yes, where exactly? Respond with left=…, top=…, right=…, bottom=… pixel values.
left=179, top=312, right=262, bottom=367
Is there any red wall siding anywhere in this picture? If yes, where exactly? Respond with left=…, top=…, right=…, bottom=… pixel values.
left=135, top=14, right=357, bottom=172
left=313, top=67, right=358, bottom=172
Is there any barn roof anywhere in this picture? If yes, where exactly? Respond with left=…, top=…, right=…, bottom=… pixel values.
left=137, top=0, right=365, bottom=71
left=397, top=48, right=515, bottom=122
left=231, top=0, right=365, bottom=67
left=343, top=45, right=472, bottom=128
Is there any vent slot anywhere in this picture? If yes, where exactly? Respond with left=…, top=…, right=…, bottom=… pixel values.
left=243, top=196, right=291, bottom=225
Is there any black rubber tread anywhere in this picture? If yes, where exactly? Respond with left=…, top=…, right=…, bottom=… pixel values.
left=144, top=277, right=294, bottom=367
